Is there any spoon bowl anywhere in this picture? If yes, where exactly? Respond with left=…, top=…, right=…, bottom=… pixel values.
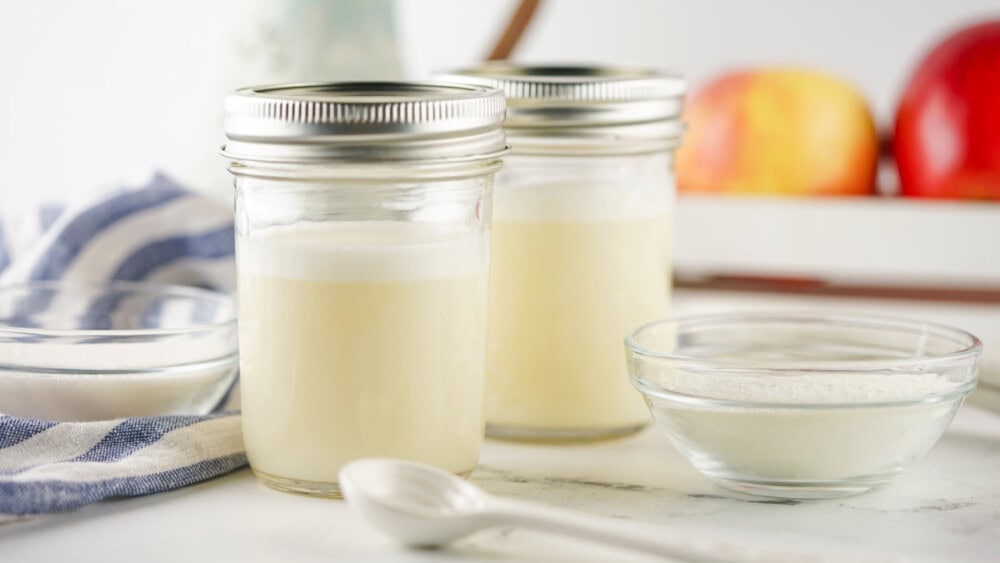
left=339, top=458, right=489, bottom=547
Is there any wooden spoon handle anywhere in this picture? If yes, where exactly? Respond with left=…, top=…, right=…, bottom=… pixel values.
left=486, top=0, right=543, bottom=61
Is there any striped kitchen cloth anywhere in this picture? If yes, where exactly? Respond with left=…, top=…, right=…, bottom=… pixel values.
left=0, top=173, right=246, bottom=517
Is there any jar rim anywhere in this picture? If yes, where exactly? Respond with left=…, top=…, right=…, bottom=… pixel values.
left=222, top=81, right=508, bottom=165
left=224, top=152, right=506, bottom=182
left=438, top=63, right=686, bottom=134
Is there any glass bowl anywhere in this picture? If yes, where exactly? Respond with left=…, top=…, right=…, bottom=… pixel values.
left=0, top=281, right=238, bottom=421
left=625, top=312, right=981, bottom=499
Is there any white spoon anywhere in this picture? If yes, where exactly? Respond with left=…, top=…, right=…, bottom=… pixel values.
left=338, top=458, right=864, bottom=563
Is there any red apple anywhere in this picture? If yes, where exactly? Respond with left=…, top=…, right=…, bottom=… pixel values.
left=894, top=21, right=1000, bottom=199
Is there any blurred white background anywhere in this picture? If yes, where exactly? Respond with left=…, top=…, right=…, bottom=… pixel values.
left=0, top=0, right=997, bottom=209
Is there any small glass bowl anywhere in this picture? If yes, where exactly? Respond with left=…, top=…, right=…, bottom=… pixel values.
left=0, top=281, right=238, bottom=421
left=625, top=312, right=981, bottom=499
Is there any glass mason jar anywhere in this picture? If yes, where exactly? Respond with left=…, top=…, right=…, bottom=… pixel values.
left=222, top=83, right=507, bottom=496
left=442, top=65, right=686, bottom=441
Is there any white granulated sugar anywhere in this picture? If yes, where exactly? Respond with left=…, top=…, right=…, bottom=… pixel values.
left=670, top=371, right=960, bottom=404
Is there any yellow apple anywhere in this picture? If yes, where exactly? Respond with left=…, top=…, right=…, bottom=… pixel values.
left=676, top=69, right=879, bottom=196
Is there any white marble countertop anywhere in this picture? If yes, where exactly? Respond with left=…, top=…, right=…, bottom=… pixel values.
left=1, top=405, right=997, bottom=563
left=2, top=290, right=999, bottom=562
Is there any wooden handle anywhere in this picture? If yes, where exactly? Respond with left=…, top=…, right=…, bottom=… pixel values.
left=486, top=0, right=543, bottom=61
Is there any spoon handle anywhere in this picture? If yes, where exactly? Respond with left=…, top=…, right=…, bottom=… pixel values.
left=484, top=497, right=821, bottom=563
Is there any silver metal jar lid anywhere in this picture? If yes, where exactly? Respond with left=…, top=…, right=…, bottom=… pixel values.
left=222, top=82, right=508, bottom=165
left=438, top=64, right=686, bottom=155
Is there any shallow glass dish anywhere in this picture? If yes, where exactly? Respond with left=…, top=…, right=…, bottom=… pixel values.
left=0, top=281, right=238, bottom=421
left=625, top=312, right=981, bottom=499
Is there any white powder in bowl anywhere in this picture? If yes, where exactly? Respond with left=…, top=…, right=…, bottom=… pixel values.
left=644, top=369, right=972, bottom=495
left=665, top=371, right=963, bottom=404
left=0, top=337, right=237, bottom=421
left=630, top=314, right=979, bottom=496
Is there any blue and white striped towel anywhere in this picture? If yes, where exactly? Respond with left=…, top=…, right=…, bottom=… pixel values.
left=0, top=174, right=246, bottom=517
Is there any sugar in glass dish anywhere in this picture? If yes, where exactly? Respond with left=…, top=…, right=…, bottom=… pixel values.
left=625, top=312, right=981, bottom=499
left=0, top=281, right=238, bottom=422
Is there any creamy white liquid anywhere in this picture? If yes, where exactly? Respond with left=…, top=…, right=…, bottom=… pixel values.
left=487, top=184, right=671, bottom=432
left=238, top=222, right=488, bottom=485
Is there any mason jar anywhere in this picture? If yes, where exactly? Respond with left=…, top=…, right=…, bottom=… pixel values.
left=441, top=65, right=685, bottom=441
left=222, top=82, right=506, bottom=496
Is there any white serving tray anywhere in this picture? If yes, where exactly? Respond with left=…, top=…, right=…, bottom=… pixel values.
left=674, top=195, right=1000, bottom=291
